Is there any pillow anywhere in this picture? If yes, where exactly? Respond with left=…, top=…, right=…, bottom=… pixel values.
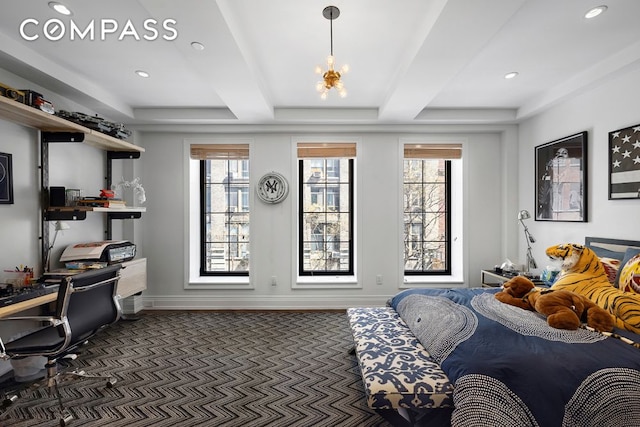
left=614, top=248, right=640, bottom=288
left=618, top=253, right=640, bottom=293
left=588, top=245, right=625, bottom=261
left=599, top=257, right=621, bottom=284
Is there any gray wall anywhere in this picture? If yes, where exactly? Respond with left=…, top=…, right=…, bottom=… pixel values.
left=137, top=129, right=513, bottom=309
left=3, top=64, right=639, bottom=310
left=517, top=66, right=640, bottom=268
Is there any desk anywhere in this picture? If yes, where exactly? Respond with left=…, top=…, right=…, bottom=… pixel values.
left=0, top=293, right=57, bottom=319
left=0, top=258, right=146, bottom=319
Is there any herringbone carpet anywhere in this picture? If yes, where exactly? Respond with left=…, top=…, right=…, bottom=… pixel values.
left=1, top=311, right=391, bottom=427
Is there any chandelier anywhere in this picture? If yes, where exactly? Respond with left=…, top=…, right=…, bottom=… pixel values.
left=315, top=5, right=349, bottom=99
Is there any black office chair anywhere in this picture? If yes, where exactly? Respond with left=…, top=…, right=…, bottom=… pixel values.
left=0, top=264, right=122, bottom=426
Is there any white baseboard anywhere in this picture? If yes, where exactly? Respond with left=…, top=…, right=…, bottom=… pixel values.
left=140, top=294, right=393, bottom=310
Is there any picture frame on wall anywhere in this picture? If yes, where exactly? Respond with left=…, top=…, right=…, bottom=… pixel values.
left=0, top=152, right=14, bottom=204
left=608, top=123, right=640, bottom=200
left=535, top=131, right=587, bottom=222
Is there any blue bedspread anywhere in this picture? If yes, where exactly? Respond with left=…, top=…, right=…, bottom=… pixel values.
left=390, top=288, right=640, bottom=427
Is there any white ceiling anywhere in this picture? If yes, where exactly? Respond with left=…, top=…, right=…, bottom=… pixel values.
left=1, top=0, right=639, bottom=127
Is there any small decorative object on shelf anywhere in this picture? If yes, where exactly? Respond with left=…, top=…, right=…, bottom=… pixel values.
left=76, top=197, right=126, bottom=208
left=0, top=82, right=25, bottom=103
left=100, top=189, right=115, bottom=199
left=112, top=177, right=146, bottom=206
left=21, top=90, right=54, bottom=114
left=55, top=110, right=132, bottom=140
left=65, top=189, right=81, bottom=206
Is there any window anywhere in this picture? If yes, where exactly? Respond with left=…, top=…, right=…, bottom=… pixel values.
left=298, top=142, right=355, bottom=276
left=191, top=144, right=250, bottom=276
left=403, top=144, right=461, bottom=275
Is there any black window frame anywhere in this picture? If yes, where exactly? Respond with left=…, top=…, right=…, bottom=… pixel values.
left=298, top=158, right=354, bottom=276
left=403, top=159, right=452, bottom=276
left=199, top=159, right=250, bottom=277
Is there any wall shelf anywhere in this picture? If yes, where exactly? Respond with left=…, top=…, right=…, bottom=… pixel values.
left=92, top=207, right=146, bottom=213
left=0, top=95, right=143, bottom=153
left=44, top=206, right=146, bottom=221
left=44, top=209, right=88, bottom=221
left=1, top=92, right=146, bottom=292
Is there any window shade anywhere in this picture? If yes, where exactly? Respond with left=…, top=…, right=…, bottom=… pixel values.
left=404, top=143, right=462, bottom=160
left=190, top=144, right=249, bottom=160
left=297, top=142, right=356, bottom=158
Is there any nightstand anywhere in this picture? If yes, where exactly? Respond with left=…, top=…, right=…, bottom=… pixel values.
left=480, top=269, right=546, bottom=288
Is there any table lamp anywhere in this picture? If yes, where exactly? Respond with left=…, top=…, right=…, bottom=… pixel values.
left=44, top=221, right=70, bottom=272
left=517, top=210, right=537, bottom=272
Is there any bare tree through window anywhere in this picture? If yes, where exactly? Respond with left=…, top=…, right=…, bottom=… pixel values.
left=201, top=158, right=250, bottom=275
left=403, top=158, right=450, bottom=274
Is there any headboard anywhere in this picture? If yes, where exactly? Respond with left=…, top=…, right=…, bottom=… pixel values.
left=585, top=236, right=640, bottom=260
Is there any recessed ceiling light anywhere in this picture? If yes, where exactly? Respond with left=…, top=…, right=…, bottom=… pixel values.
left=191, top=42, right=205, bottom=51
left=48, top=2, right=72, bottom=16
left=585, top=5, right=607, bottom=19
left=504, top=72, right=519, bottom=79
left=135, top=70, right=150, bottom=78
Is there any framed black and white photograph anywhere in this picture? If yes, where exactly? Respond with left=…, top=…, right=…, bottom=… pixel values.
left=535, top=131, right=587, bottom=222
left=609, top=123, right=640, bottom=199
left=0, top=152, right=14, bottom=204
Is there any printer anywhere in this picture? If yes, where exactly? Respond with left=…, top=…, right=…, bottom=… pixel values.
left=60, top=240, right=136, bottom=265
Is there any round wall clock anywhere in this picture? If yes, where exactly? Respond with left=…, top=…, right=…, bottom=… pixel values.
left=256, top=172, right=289, bottom=204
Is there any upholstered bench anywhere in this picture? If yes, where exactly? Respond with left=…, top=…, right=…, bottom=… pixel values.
left=347, top=307, right=454, bottom=427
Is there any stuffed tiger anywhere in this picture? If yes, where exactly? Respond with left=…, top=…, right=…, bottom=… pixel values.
left=546, top=243, right=640, bottom=334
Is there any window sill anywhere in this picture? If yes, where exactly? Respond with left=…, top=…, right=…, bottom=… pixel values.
left=185, top=275, right=253, bottom=290
left=294, top=276, right=360, bottom=289
left=401, top=275, right=464, bottom=288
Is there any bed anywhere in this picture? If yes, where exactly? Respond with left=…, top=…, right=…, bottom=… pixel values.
left=350, top=237, right=640, bottom=426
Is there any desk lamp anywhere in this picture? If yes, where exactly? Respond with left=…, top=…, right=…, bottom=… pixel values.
left=517, top=210, right=537, bottom=273
left=44, top=221, right=70, bottom=272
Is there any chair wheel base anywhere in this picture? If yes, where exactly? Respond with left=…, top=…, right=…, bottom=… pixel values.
left=2, top=394, right=18, bottom=406
left=59, top=410, right=73, bottom=426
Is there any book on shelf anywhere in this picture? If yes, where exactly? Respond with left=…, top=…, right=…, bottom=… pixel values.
left=75, top=198, right=127, bottom=208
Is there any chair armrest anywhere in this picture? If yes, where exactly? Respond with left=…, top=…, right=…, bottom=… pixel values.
left=0, top=316, right=62, bottom=359
left=0, top=315, right=60, bottom=326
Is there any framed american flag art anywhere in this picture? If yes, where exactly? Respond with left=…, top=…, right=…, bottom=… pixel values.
left=609, top=124, right=640, bottom=199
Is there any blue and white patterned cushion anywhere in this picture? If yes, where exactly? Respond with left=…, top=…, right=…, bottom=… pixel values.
left=347, top=307, right=454, bottom=409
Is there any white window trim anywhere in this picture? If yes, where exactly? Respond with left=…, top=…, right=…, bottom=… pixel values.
left=184, top=138, right=255, bottom=289
left=291, top=136, right=361, bottom=289
left=398, top=137, right=466, bottom=288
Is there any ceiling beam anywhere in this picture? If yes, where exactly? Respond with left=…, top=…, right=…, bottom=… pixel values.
left=379, top=0, right=526, bottom=122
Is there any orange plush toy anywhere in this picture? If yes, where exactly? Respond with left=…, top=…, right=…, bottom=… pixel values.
left=495, top=276, right=614, bottom=332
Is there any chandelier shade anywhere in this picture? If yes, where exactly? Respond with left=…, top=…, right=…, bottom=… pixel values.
left=316, top=5, right=348, bottom=99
